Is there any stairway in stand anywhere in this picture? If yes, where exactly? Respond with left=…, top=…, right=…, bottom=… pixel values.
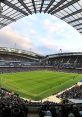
left=27, top=113, right=39, bottom=117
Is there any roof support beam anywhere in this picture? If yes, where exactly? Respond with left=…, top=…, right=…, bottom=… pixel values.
left=2, top=0, right=28, bottom=16
left=1, top=0, right=5, bottom=2
left=18, top=0, right=32, bottom=14
left=0, top=23, right=6, bottom=26
left=32, top=0, right=36, bottom=13
left=50, top=0, right=79, bottom=14
left=77, top=28, right=82, bottom=30
left=73, top=23, right=82, bottom=27
left=40, top=0, right=44, bottom=13
left=61, top=9, right=82, bottom=19
left=68, top=17, right=82, bottom=24
left=0, top=14, right=16, bottom=21
left=48, top=0, right=66, bottom=14
left=44, top=0, right=55, bottom=13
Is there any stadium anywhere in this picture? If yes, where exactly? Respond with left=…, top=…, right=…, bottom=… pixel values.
left=1, top=0, right=82, bottom=117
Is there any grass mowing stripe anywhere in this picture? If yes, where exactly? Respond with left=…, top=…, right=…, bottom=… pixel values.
left=0, top=71, right=82, bottom=100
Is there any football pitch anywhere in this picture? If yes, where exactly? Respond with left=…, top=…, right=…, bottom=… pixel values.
left=0, top=70, right=82, bottom=100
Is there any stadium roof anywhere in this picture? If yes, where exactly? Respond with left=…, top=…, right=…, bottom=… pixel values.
left=0, top=0, right=82, bottom=34
left=46, top=52, right=82, bottom=59
left=0, top=46, right=43, bottom=58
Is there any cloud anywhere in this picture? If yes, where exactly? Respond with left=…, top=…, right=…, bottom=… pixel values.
left=43, top=18, right=67, bottom=34
left=0, top=13, right=82, bottom=55
left=30, top=29, right=37, bottom=35
left=27, top=14, right=37, bottom=21
left=38, top=37, right=67, bottom=53
left=0, top=26, right=34, bottom=50
left=0, top=25, right=44, bottom=55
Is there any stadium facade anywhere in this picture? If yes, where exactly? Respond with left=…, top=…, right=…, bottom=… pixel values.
left=0, top=47, right=42, bottom=66
left=44, top=52, right=82, bottom=68
left=0, top=0, right=82, bottom=73
left=0, top=47, right=82, bottom=73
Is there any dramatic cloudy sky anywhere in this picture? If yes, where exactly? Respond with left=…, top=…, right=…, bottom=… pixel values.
left=0, top=13, right=82, bottom=55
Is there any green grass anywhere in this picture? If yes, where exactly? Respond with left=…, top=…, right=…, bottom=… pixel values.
left=0, top=70, right=82, bottom=100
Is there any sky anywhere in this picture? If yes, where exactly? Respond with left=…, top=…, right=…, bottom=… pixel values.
left=0, top=13, right=82, bottom=55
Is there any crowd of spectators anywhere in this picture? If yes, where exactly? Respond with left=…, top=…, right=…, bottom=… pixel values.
left=0, top=67, right=31, bottom=73
left=0, top=88, right=28, bottom=117
left=57, top=85, right=82, bottom=99
left=0, top=88, right=82, bottom=117
left=39, top=101, right=81, bottom=117
left=0, top=66, right=55, bottom=73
